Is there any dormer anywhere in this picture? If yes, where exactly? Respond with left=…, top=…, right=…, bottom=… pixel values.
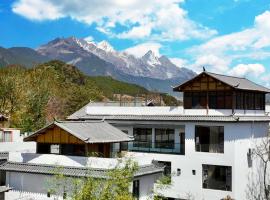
left=173, top=71, right=270, bottom=112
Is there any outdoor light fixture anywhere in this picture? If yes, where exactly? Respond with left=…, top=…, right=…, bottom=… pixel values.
left=177, top=168, right=181, bottom=176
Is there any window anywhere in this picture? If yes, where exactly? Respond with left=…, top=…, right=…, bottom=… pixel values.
left=184, top=92, right=233, bottom=109
left=3, top=131, right=12, bottom=142
left=61, top=144, right=85, bottom=156
left=236, top=91, right=265, bottom=110
left=133, top=128, right=152, bottom=148
left=195, top=126, right=224, bottom=153
left=133, top=180, right=140, bottom=199
left=184, top=92, right=192, bottom=109
left=217, top=92, right=225, bottom=109
left=202, top=165, right=232, bottom=191
left=208, top=92, right=217, bottom=109
left=155, top=129, right=174, bottom=149
left=192, top=92, right=207, bottom=109
left=50, top=144, right=60, bottom=154
left=224, top=92, right=232, bottom=109
left=37, top=143, right=50, bottom=154
left=120, top=130, right=128, bottom=151
left=236, top=92, right=244, bottom=109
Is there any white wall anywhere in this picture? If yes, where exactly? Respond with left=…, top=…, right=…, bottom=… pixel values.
left=85, top=105, right=267, bottom=116
left=6, top=171, right=160, bottom=200
left=116, top=121, right=269, bottom=200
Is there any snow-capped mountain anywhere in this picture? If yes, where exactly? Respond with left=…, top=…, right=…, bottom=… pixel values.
left=36, top=37, right=195, bottom=93
left=55, top=37, right=194, bottom=80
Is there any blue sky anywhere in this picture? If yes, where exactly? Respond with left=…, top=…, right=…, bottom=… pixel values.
left=1, top=0, right=270, bottom=85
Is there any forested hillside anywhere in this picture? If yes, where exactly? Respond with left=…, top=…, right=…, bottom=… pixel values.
left=0, top=60, right=150, bottom=132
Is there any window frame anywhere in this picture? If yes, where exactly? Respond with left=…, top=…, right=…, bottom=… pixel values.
left=155, top=128, right=175, bottom=149
left=195, top=125, right=224, bottom=153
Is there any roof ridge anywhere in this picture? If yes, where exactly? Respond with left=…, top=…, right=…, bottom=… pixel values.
left=56, top=120, right=104, bottom=123
left=5, top=161, right=108, bottom=171
left=206, top=71, right=246, bottom=79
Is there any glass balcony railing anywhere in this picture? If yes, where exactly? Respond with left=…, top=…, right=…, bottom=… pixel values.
left=195, top=144, right=224, bottom=153
left=127, top=141, right=184, bottom=154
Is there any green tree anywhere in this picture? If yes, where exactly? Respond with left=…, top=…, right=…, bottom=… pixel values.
left=46, top=159, right=138, bottom=200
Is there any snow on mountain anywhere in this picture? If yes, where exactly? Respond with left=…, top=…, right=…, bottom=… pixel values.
left=97, top=41, right=115, bottom=52
left=141, top=50, right=161, bottom=67
left=37, top=37, right=195, bottom=81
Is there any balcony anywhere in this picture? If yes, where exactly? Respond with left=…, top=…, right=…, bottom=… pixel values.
left=127, top=141, right=184, bottom=154
left=195, top=144, right=224, bottom=153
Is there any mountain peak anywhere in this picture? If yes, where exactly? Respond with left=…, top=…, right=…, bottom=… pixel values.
left=141, top=50, right=160, bottom=66
left=97, top=40, right=114, bottom=52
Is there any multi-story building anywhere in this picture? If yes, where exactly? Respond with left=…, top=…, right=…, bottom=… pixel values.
left=68, top=71, right=270, bottom=200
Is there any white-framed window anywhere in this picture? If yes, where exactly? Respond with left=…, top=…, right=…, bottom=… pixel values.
left=1, top=131, right=12, bottom=142
left=50, top=144, right=60, bottom=154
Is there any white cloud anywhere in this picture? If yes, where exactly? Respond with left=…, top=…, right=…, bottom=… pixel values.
left=169, top=58, right=188, bottom=68
left=191, top=54, right=231, bottom=73
left=84, top=36, right=94, bottom=42
left=190, top=10, right=270, bottom=56
left=118, top=25, right=152, bottom=39
left=12, top=0, right=63, bottom=21
left=12, top=0, right=217, bottom=41
left=228, top=63, right=266, bottom=78
left=187, top=10, right=270, bottom=76
left=124, top=42, right=162, bottom=57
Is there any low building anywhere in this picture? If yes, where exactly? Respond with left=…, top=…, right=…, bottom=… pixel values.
left=24, top=120, right=134, bottom=157
left=0, top=128, right=36, bottom=154
left=0, top=120, right=163, bottom=200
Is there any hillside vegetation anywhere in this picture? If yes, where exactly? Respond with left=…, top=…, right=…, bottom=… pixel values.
left=0, top=60, right=150, bottom=132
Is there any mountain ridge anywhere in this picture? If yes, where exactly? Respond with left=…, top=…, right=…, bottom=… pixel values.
left=0, top=37, right=196, bottom=94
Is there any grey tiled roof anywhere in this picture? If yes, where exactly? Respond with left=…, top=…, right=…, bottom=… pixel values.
left=69, top=114, right=270, bottom=122
left=0, top=162, right=164, bottom=178
left=24, top=120, right=133, bottom=143
left=206, top=72, right=270, bottom=92
left=173, top=71, right=270, bottom=93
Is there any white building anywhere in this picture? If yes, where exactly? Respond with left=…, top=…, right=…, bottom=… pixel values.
left=0, top=71, right=269, bottom=200
left=67, top=71, right=270, bottom=200
left=0, top=121, right=163, bottom=200
left=0, top=128, right=36, bottom=154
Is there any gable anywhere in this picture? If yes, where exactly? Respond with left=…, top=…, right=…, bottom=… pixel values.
left=35, top=125, right=84, bottom=144
left=177, top=73, right=232, bottom=92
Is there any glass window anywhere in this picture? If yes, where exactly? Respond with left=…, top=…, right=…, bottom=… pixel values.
left=217, top=92, right=225, bottom=109
left=37, top=143, right=50, bottom=154
left=133, top=128, right=152, bottom=148
left=155, top=129, right=174, bottom=149
left=120, top=130, right=129, bottom=151
left=192, top=92, right=200, bottom=108
left=195, top=126, right=224, bottom=153
left=0, top=131, right=3, bottom=142
left=50, top=144, right=60, bottom=154
left=202, top=165, right=232, bottom=191
left=236, top=92, right=244, bottom=109
left=224, top=92, right=232, bottom=109
left=209, top=92, right=217, bottom=109
left=3, top=131, right=12, bottom=142
left=184, top=92, right=192, bottom=109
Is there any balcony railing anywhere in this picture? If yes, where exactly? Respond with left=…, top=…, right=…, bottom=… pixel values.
left=127, top=141, right=184, bottom=154
left=195, top=143, right=224, bottom=153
